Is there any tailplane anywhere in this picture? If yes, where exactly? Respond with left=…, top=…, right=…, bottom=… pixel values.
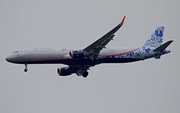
left=153, top=40, right=173, bottom=52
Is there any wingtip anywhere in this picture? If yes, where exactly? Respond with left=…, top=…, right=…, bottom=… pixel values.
left=120, top=16, right=126, bottom=25
left=170, top=40, right=174, bottom=42
left=169, top=40, right=174, bottom=43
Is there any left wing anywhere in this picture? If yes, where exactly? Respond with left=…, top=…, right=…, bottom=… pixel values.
left=83, top=16, right=126, bottom=59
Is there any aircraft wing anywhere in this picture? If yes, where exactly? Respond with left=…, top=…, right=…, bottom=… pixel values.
left=83, top=16, right=126, bottom=59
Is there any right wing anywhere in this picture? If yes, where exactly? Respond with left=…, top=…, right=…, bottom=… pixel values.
left=83, top=16, right=126, bottom=59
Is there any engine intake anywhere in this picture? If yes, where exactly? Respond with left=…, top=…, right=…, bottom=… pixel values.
left=69, top=50, right=85, bottom=59
left=57, top=67, right=73, bottom=76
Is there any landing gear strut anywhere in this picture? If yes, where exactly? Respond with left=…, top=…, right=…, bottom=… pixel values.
left=24, top=64, right=28, bottom=72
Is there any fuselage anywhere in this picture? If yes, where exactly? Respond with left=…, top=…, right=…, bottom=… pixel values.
left=5, top=47, right=170, bottom=66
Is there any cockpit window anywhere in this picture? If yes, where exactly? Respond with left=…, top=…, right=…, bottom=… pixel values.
left=13, top=51, right=19, bottom=53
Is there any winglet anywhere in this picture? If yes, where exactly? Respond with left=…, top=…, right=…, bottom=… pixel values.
left=120, top=16, right=126, bottom=25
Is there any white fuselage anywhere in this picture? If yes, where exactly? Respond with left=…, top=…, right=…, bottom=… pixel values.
left=6, top=47, right=145, bottom=64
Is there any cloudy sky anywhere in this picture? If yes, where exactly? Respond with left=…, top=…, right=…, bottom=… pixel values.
left=0, top=0, right=180, bottom=113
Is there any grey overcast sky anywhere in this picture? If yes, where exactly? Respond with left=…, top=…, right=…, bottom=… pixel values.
left=0, top=0, right=180, bottom=113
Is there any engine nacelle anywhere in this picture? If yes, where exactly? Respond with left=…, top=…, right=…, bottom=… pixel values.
left=57, top=67, right=73, bottom=76
left=69, top=50, right=85, bottom=59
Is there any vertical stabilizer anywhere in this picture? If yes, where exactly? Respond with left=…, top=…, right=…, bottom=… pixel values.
left=141, top=26, right=164, bottom=53
left=144, top=26, right=164, bottom=48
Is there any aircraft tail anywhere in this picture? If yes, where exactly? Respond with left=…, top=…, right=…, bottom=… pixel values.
left=141, top=26, right=164, bottom=53
left=144, top=26, right=164, bottom=48
left=140, top=26, right=173, bottom=59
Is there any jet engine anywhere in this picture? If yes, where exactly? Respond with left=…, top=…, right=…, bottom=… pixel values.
left=69, top=50, right=85, bottom=59
left=57, top=67, right=73, bottom=76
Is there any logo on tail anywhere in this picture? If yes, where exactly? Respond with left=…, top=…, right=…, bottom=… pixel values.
left=144, top=26, right=164, bottom=48
left=141, top=26, right=164, bottom=53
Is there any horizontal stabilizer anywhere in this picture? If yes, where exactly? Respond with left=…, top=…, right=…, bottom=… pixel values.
left=153, top=40, right=173, bottom=52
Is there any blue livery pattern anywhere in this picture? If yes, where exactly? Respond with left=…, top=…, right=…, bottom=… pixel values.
left=143, top=26, right=164, bottom=49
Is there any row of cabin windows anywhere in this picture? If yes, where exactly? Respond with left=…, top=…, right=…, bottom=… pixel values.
left=13, top=49, right=63, bottom=53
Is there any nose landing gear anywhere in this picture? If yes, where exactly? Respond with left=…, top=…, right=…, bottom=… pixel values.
left=24, top=64, right=28, bottom=72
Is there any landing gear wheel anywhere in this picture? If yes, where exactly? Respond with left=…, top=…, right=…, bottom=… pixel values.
left=83, top=72, right=88, bottom=78
left=24, top=64, right=28, bottom=72
left=24, top=68, right=28, bottom=72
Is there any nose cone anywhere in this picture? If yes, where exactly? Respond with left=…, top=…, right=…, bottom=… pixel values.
left=6, top=55, right=15, bottom=63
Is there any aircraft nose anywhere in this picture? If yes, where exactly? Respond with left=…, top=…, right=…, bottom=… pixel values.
left=6, top=55, right=14, bottom=63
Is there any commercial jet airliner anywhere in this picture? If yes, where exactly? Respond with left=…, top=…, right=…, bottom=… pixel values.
left=6, top=16, right=173, bottom=78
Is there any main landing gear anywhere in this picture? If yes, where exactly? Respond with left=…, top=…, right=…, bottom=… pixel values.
left=83, top=71, right=88, bottom=78
left=24, top=64, right=28, bottom=72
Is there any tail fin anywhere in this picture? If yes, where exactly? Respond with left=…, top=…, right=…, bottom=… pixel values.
left=144, top=26, right=164, bottom=48
left=141, top=26, right=164, bottom=53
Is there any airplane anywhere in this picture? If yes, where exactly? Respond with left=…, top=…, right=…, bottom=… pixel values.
left=6, top=16, right=173, bottom=78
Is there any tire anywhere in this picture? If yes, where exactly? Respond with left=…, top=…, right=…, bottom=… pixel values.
left=83, top=72, right=88, bottom=78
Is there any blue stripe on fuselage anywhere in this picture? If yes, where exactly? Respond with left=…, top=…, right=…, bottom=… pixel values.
left=14, top=57, right=142, bottom=65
